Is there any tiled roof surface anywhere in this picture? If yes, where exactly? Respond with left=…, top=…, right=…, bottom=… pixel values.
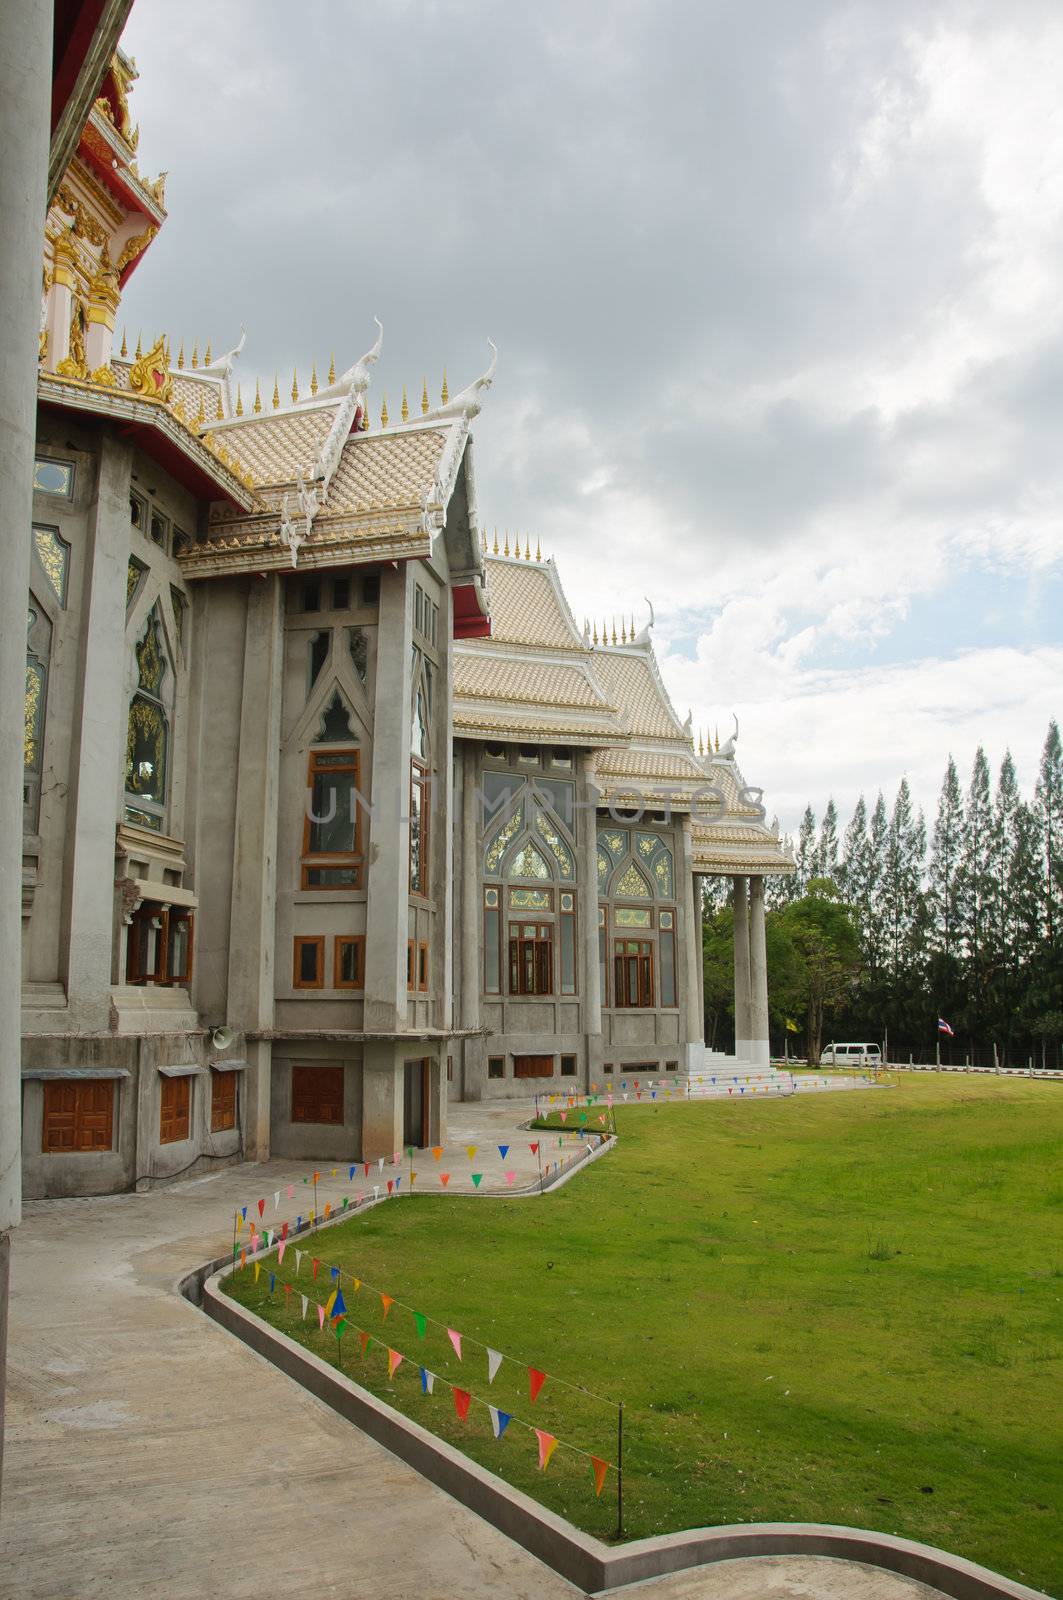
left=324, top=428, right=449, bottom=514
left=110, top=359, right=226, bottom=421
left=210, top=405, right=339, bottom=486
left=592, top=745, right=706, bottom=783
left=454, top=653, right=615, bottom=712
left=589, top=649, right=687, bottom=741
left=483, top=557, right=584, bottom=650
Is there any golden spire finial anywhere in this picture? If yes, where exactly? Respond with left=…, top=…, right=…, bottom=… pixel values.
left=630, top=612, right=635, bottom=641
left=195, top=392, right=205, bottom=428
left=698, top=729, right=704, bottom=756
left=524, top=537, right=531, bottom=560
left=253, top=378, right=262, bottom=414
left=235, top=383, right=243, bottom=416
left=272, top=373, right=280, bottom=410
left=191, top=341, right=199, bottom=369
left=215, top=389, right=224, bottom=421
left=714, top=726, right=720, bottom=752
left=401, top=384, right=409, bottom=423
left=621, top=618, right=627, bottom=644
left=120, top=328, right=128, bottom=358
left=291, top=368, right=299, bottom=404
left=204, top=340, right=212, bottom=365
left=361, top=400, right=370, bottom=430
left=592, top=620, right=599, bottom=645
left=380, top=393, right=389, bottom=428
left=421, top=377, right=429, bottom=415
left=328, top=353, right=335, bottom=384
left=611, top=617, right=617, bottom=645
left=310, top=363, right=318, bottom=397
left=177, top=340, right=185, bottom=370
left=503, top=529, right=510, bottom=556
left=441, top=367, right=448, bottom=404
left=492, top=526, right=499, bottom=554
left=535, top=537, right=542, bottom=561
left=135, top=332, right=142, bottom=359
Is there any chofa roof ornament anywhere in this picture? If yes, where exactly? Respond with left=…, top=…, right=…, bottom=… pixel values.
left=312, top=318, right=383, bottom=496
left=632, top=598, right=655, bottom=648
left=202, top=326, right=245, bottom=375
left=424, top=339, right=497, bottom=423
left=716, top=713, right=740, bottom=761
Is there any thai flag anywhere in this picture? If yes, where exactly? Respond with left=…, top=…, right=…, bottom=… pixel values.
left=938, top=1018, right=954, bottom=1036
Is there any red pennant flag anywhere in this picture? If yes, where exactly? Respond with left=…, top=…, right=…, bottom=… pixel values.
left=313, top=1171, right=321, bottom=1184
left=257, top=1198, right=265, bottom=1218
left=387, top=1180, right=394, bottom=1196
left=453, top=1387, right=471, bottom=1422
left=440, top=1173, right=450, bottom=1187
left=312, top=1258, right=320, bottom=1280
left=590, top=1456, right=609, bottom=1497
left=529, top=1142, right=539, bottom=1155
left=528, top=1367, right=547, bottom=1404
left=359, top=1331, right=370, bottom=1357
left=535, top=1429, right=558, bottom=1470
left=280, top=1221, right=288, bottom=1240
left=380, top=1294, right=394, bottom=1320
left=363, top=1162, right=370, bottom=1177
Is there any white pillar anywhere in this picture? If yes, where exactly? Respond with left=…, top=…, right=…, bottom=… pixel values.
left=679, top=816, right=702, bottom=1069
left=579, top=752, right=602, bottom=1043
left=748, top=875, right=770, bottom=1066
left=732, top=875, right=752, bottom=1060
left=460, top=742, right=480, bottom=1033
left=1, top=0, right=52, bottom=1503
left=694, top=874, right=706, bottom=1043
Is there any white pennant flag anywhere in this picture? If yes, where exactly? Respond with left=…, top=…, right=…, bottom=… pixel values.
left=266, top=1230, right=274, bottom=1248
left=273, top=1190, right=280, bottom=1210
left=377, top=1156, right=385, bottom=1172
left=300, top=1295, right=308, bottom=1319
left=373, top=1185, right=380, bottom=1200
left=423, top=1370, right=436, bottom=1395
left=486, top=1348, right=503, bottom=1384
left=296, top=1250, right=303, bottom=1274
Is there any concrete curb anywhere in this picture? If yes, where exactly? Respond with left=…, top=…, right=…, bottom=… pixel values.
left=196, top=1262, right=1050, bottom=1600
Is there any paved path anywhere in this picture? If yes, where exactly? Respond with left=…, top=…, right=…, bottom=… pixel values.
left=1, top=1097, right=944, bottom=1600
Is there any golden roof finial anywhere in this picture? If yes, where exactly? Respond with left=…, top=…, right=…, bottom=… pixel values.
left=503, top=529, right=510, bottom=556
left=191, top=341, right=199, bottom=369
left=421, top=378, right=429, bottom=415
left=135, top=332, right=142, bottom=359
left=630, top=612, right=635, bottom=640
left=215, top=389, right=224, bottom=421
left=714, top=726, right=720, bottom=752
left=235, top=383, right=243, bottom=416
left=272, top=373, right=280, bottom=410
left=441, top=367, right=449, bottom=404
left=177, top=340, right=185, bottom=370
left=381, top=393, right=390, bottom=427
left=524, top=537, right=531, bottom=560
left=291, top=368, right=299, bottom=404
left=204, top=340, right=212, bottom=365
left=120, top=328, right=128, bottom=358
left=592, top=620, right=599, bottom=645
left=535, top=537, right=542, bottom=561
left=698, top=729, right=704, bottom=756
left=328, top=353, right=336, bottom=384
left=620, top=618, right=627, bottom=644
left=310, top=362, right=318, bottom=397
left=361, top=401, right=370, bottom=431
left=253, top=378, right=262, bottom=414
left=492, top=526, right=499, bottom=554
left=611, top=617, right=617, bottom=645
left=401, top=384, right=409, bottom=423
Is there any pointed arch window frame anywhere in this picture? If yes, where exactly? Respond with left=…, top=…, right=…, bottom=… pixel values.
left=409, top=651, right=433, bottom=899
left=124, top=604, right=173, bottom=832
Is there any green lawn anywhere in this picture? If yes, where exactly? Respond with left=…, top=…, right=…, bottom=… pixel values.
left=224, top=1077, right=1063, bottom=1593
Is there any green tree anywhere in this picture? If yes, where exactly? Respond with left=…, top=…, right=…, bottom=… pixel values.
left=775, top=881, right=861, bottom=1065
left=1036, top=719, right=1063, bottom=941
left=818, top=798, right=839, bottom=885
left=794, top=805, right=817, bottom=896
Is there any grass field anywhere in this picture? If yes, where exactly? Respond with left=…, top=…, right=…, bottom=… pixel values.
left=223, top=1076, right=1063, bottom=1593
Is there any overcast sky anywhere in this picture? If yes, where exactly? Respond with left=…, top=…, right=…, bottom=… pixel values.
left=118, top=0, right=1062, bottom=835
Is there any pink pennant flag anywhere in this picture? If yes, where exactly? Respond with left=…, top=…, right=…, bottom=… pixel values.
left=287, top=1185, right=294, bottom=1200
left=505, top=1171, right=516, bottom=1186
left=317, top=1304, right=325, bottom=1330
left=387, top=1348, right=403, bottom=1379
left=559, top=1111, right=568, bottom=1123
left=392, top=1150, right=400, bottom=1165
left=277, top=1242, right=286, bottom=1265
left=447, top=1328, right=463, bottom=1360
left=535, top=1429, right=558, bottom=1471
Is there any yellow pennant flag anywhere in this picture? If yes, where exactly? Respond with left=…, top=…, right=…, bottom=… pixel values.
left=466, top=1146, right=477, bottom=1161
left=254, top=1262, right=261, bottom=1282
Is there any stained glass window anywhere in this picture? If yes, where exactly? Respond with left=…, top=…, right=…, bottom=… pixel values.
left=616, top=862, right=652, bottom=899
left=533, top=778, right=574, bottom=831
left=125, top=609, right=170, bottom=829
left=485, top=803, right=523, bottom=872
left=509, top=841, right=551, bottom=880
left=598, top=828, right=627, bottom=862
left=597, top=847, right=610, bottom=888
left=348, top=627, right=368, bottom=685
left=127, top=557, right=146, bottom=609
left=509, top=887, right=551, bottom=910
left=535, top=810, right=573, bottom=878
left=33, top=458, right=73, bottom=497
left=634, top=832, right=674, bottom=897
left=33, top=526, right=69, bottom=606
left=615, top=907, right=652, bottom=928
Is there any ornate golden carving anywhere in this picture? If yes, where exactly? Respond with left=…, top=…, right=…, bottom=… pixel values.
left=116, top=225, right=157, bottom=275
left=56, top=304, right=88, bottom=380
left=128, top=335, right=173, bottom=403
left=91, top=365, right=117, bottom=387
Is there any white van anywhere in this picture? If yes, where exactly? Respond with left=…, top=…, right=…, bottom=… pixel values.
left=822, top=1042, right=882, bottom=1067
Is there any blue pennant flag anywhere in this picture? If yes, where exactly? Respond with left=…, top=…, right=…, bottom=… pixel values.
left=241, top=1206, right=247, bottom=1221
left=348, top=1165, right=356, bottom=1180
left=268, top=1273, right=275, bottom=1294
left=650, top=1091, right=657, bottom=1101
left=498, top=1145, right=510, bottom=1160
left=330, top=1288, right=347, bottom=1322
left=490, top=1407, right=512, bottom=1439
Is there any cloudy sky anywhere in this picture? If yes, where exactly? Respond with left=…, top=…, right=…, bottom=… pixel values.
left=118, top=0, right=1062, bottom=835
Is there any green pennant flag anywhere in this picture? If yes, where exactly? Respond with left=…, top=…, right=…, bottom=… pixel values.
left=413, top=1312, right=427, bottom=1340
left=471, top=1173, right=483, bottom=1188
left=335, top=1316, right=347, bottom=1340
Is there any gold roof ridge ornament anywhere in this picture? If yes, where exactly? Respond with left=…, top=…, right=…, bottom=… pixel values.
left=253, top=379, right=262, bottom=414
left=127, top=333, right=173, bottom=403
left=401, top=384, right=409, bottom=423
left=421, top=378, right=429, bottom=415
left=272, top=374, right=280, bottom=409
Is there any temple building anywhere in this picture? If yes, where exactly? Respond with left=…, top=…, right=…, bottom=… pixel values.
left=22, top=53, right=792, bottom=1200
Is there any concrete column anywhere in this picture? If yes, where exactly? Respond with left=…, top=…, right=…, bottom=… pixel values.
left=748, top=875, right=770, bottom=1066
left=59, top=432, right=133, bottom=1026
left=732, top=876, right=752, bottom=1060
left=363, top=566, right=413, bottom=1033
left=0, top=0, right=52, bottom=1506
left=226, top=576, right=284, bottom=1159
left=363, top=1041, right=403, bottom=1160
left=694, top=874, right=706, bottom=1042
left=578, top=753, right=601, bottom=1057
left=438, top=590, right=455, bottom=1035
left=679, top=815, right=703, bottom=1069
left=460, top=742, right=480, bottom=1032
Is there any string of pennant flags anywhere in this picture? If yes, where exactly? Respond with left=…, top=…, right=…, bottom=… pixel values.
left=235, top=1257, right=616, bottom=1501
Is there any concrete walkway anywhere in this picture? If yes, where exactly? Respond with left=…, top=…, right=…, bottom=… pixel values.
left=1, top=1097, right=944, bottom=1600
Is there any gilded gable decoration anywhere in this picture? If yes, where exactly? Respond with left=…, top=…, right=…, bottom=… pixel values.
left=128, top=334, right=174, bottom=404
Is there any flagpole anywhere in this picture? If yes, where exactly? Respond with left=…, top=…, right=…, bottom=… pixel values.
left=313, top=1170, right=318, bottom=1228
left=231, top=1209, right=238, bottom=1269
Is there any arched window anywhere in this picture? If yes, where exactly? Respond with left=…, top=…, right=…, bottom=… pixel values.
left=598, top=826, right=678, bottom=1010
left=125, top=606, right=170, bottom=831
left=481, top=770, right=578, bottom=997
left=409, top=669, right=431, bottom=896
